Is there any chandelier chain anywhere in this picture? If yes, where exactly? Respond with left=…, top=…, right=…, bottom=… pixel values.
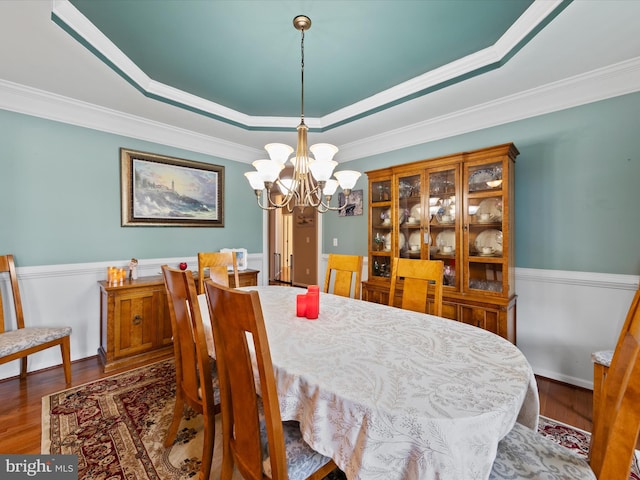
left=244, top=15, right=361, bottom=213
left=301, top=28, right=305, bottom=122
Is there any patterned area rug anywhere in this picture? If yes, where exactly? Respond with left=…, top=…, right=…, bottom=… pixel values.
left=42, top=359, right=639, bottom=479
left=538, top=416, right=640, bottom=480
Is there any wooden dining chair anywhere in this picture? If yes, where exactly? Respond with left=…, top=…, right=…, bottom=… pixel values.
left=197, top=251, right=239, bottom=293
left=490, top=288, right=640, bottom=480
left=0, top=254, right=72, bottom=385
left=591, top=287, right=640, bottom=446
left=204, top=280, right=338, bottom=480
left=388, top=258, right=444, bottom=316
left=161, top=265, right=220, bottom=480
left=323, top=253, right=363, bottom=299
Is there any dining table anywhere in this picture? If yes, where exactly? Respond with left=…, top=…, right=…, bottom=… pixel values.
left=198, top=285, right=539, bottom=480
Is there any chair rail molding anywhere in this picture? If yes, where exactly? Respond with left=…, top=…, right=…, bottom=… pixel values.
left=1, top=258, right=636, bottom=387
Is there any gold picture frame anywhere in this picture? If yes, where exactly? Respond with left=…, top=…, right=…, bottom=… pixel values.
left=120, top=148, right=224, bottom=227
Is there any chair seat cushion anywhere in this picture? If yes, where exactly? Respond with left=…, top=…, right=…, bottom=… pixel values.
left=490, top=422, right=595, bottom=479
left=257, top=399, right=333, bottom=480
left=0, top=327, right=71, bottom=357
left=195, top=357, right=221, bottom=405
left=592, top=349, right=613, bottom=367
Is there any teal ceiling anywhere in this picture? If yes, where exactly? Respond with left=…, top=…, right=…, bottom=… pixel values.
left=64, top=0, right=536, bottom=122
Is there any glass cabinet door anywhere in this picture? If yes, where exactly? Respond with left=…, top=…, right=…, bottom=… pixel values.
left=369, top=178, right=392, bottom=279
left=465, top=161, right=505, bottom=294
left=397, top=172, right=423, bottom=260
left=426, top=167, right=459, bottom=289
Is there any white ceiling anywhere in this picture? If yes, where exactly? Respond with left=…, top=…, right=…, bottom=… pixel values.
left=1, top=1, right=639, bottom=165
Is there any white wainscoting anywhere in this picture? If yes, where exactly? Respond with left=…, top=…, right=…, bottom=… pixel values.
left=515, top=268, right=638, bottom=389
left=1, top=255, right=637, bottom=389
left=0, top=255, right=264, bottom=381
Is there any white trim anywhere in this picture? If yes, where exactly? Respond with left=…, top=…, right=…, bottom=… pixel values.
left=0, top=79, right=262, bottom=163
left=1, top=260, right=637, bottom=386
left=338, top=56, right=640, bottom=161
left=8, top=254, right=264, bottom=281
left=2, top=54, right=639, bottom=165
left=516, top=267, right=639, bottom=290
left=533, top=367, right=593, bottom=390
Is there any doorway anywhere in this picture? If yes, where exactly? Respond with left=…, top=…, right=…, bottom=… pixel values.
left=268, top=206, right=318, bottom=287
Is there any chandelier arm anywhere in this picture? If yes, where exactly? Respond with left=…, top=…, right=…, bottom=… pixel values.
left=253, top=191, right=277, bottom=211
left=275, top=177, right=300, bottom=207
left=267, top=186, right=293, bottom=208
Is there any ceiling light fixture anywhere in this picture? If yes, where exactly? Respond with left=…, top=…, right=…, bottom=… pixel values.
left=244, top=15, right=361, bottom=212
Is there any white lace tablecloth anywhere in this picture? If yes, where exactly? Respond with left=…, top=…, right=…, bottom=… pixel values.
left=201, top=286, right=539, bottom=480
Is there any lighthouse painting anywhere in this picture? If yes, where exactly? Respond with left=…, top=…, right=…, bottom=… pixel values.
left=120, top=148, right=224, bottom=227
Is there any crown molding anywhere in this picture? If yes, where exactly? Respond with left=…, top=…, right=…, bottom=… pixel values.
left=337, top=56, right=640, bottom=161
left=0, top=79, right=261, bottom=162
left=1, top=56, right=638, bottom=164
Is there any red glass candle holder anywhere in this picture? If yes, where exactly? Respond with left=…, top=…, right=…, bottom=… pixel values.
left=305, top=285, right=320, bottom=319
left=296, top=294, right=307, bottom=317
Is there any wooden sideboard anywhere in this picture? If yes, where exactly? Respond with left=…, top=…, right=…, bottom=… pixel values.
left=98, top=269, right=259, bottom=372
left=227, top=268, right=259, bottom=288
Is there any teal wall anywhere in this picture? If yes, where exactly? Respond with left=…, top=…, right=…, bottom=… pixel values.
left=0, top=110, right=263, bottom=266
left=2, top=91, right=639, bottom=274
left=323, top=91, right=640, bottom=275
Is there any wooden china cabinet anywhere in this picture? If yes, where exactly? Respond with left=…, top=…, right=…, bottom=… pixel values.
left=363, top=143, right=519, bottom=343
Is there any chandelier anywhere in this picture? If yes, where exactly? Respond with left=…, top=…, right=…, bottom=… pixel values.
left=244, top=15, right=361, bottom=213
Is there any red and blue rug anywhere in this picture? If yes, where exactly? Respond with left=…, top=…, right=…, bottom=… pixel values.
left=42, top=359, right=640, bottom=479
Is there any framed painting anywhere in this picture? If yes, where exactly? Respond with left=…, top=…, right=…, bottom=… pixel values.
left=120, top=148, right=224, bottom=227
left=338, top=189, right=363, bottom=217
left=220, top=248, right=248, bottom=271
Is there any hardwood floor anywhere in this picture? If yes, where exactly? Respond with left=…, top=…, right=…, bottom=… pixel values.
left=0, top=356, right=594, bottom=454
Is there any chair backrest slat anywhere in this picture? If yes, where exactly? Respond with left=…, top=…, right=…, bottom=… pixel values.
left=323, top=254, right=363, bottom=299
left=162, top=266, right=214, bottom=413
left=197, top=251, right=239, bottom=294
left=205, top=280, right=288, bottom=480
left=0, top=254, right=26, bottom=332
left=388, top=258, right=444, bottom=316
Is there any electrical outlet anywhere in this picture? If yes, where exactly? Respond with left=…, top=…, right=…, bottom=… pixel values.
left=333, top=238, right=338, bottom=246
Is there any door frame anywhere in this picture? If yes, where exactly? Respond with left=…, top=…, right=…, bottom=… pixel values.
left=260, top=209, right=323, bottom=286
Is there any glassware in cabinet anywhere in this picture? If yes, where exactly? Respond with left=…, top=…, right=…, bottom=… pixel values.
left=371, top=203, right=393, bottom=251
left=372, top=179, right=392, bottom=202
left=426, top=167, right=459, bottom=289
left=397, top=173, right=422, bottom=259
left=465, top=160, right=507, bottom=294
left=368, top=173, right=393, bottom=281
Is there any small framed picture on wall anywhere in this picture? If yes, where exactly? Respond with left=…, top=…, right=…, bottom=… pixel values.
left=220, top=248, right=248, bottom=270
left=338, top=189, right=363, bottom=216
